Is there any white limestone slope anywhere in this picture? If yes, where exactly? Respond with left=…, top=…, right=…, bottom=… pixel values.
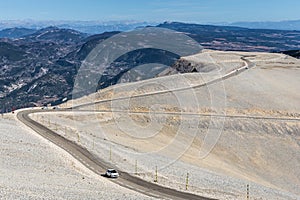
left=54, top=50, right=300, bottom=200
left=0, top=113, right=152, bottom=200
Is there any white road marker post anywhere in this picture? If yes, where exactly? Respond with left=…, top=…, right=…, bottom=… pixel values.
left=186, top=172, right=189, bottom=190
left=109, top=145, right=112, bottom=161
left=247, top=184, right=249, bottom=200
left=77, top=132, right=80, bottom=143
left=154, top=166, right=158, bottom=183
left=92, top=135, right=95, bottom=150
left=135, top=159, right=138, bottom=175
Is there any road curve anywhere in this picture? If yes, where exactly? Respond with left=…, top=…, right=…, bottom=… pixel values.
left=72, top=56, right=255, bottom=110
left=17, top=109, right=215, bottom=200
left=16, top=56, right=255, bottom=199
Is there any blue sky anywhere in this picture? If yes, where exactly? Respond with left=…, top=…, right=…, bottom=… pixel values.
left=1, top=0, right=300, bottom=23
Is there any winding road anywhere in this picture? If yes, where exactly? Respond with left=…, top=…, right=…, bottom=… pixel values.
left=16, top=56, right=258, bottom=199
left=72, top=56, right=255, bottom=110
left=17, top=109, right=215, bottom=200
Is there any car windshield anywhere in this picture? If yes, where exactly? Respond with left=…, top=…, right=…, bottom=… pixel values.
left=110, top=170, right=117, bottom=173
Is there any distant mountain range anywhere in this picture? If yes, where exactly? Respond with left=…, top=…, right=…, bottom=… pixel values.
left=0, top=22, right=300, bottom=112
left=0, top=28, right=37, bottom=39
left=225, top=20, right=300, bottom=31
left=2, top=20, right=300, bottom=33
left=0, top=20, right=156, bottom=34
left=158, top=22, right=300, bottom=52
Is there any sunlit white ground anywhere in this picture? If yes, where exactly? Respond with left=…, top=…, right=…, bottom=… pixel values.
left=0, top=113, right=153, bottom=200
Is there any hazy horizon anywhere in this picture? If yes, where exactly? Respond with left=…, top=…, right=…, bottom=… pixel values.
left=1, top=0, right=300, bottom=24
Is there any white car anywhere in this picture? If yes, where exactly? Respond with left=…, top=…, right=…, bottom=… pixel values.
left=105, top=169, right=119, bottom=178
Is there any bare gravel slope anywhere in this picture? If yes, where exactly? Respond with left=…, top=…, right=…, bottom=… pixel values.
left=0, top=113, right=153, bottom=200
left=53, top=50, right=300, bottom=199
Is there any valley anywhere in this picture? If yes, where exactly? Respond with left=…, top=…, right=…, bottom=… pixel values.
left=1, top=22, right=300, bottom=112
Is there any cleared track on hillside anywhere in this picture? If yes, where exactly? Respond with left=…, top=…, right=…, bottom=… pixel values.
left=70, top=109, right=300, bottom=122
left=72, top=56, right=254, bottom=110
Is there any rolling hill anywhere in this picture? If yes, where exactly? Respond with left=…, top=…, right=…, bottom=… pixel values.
left=1, top=22, right=300, bottom=112
left=53, top=50, right=300, bottom=199
left=0, top=27, right=36, bottom=39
